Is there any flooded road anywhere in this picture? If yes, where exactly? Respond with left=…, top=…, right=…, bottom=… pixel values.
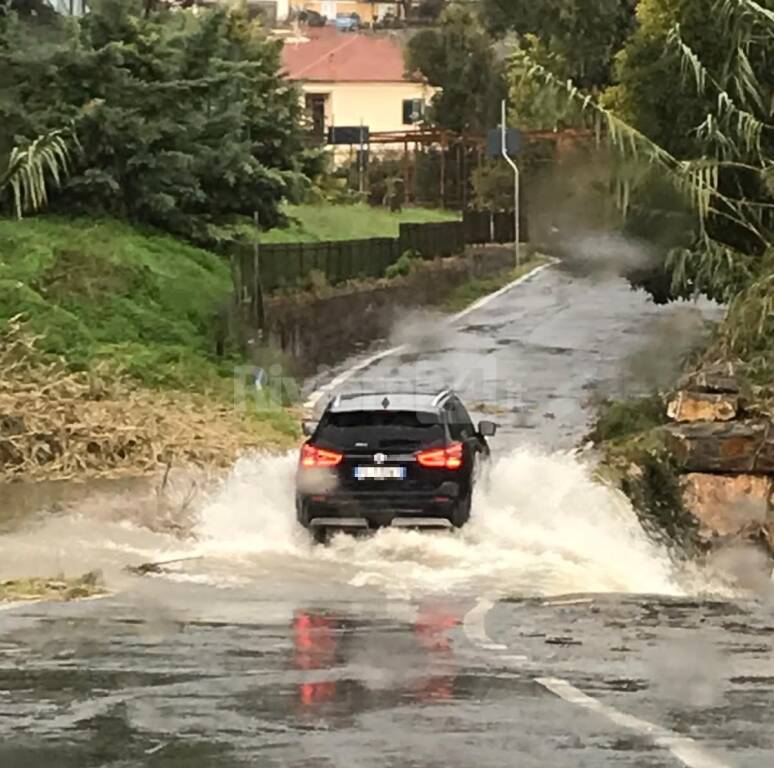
left=2, top=266, right=772, bottom=767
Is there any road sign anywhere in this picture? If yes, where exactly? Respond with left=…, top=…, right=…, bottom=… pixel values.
left=328, top=126, right=370, bottom=145
left=486, top=127, right=521, bottom=157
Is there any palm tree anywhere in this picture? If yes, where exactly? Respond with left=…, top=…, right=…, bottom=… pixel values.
left=0, top=128, right=76, bottom=220
left=513, top=0, right=773, bottom=355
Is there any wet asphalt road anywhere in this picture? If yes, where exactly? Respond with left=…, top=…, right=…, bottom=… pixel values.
left=3, top=266, right=772, bottom=768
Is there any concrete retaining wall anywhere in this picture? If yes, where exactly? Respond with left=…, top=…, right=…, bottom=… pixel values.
left=264, top=246, right=517, bottom=374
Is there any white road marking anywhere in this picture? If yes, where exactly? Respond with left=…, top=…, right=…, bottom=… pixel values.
left=466, top=596, right=734, bottom=768
left=462, top=597, right=507, bottom=651
left=302, top=259, right=554, bottom=416
left=542, top=597, right=594, bottom=607
left=450, top=260, right=555, bottom=322
left=303, top=343, right=405, bottom=414
left=536, top=677, right=732, bottom=768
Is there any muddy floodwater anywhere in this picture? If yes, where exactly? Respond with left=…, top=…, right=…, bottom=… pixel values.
left=0, top=476, right=157, bottom=529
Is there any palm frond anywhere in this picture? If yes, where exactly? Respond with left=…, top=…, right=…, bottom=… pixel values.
left=667, top=25, right=707, bottom=95
left=519, top=60, right=757, bottom=240
left=717, top=0, right=774, bottom=28
left=0, top=129, right=77, bottom=219
left=720, top=270, right=774, bottom=355
left=763, top=162, right=774, bottom=195
left=733, top=45, right=766, bottom=112
left=714, top=0, right=772, bottom=109
left=667, top=25, right=769, bottom=157
left=668, top=235, right=756, bottom=301
left=520, top=60, right=679, bottom=170
left=511, top=25, right=772, bottom=308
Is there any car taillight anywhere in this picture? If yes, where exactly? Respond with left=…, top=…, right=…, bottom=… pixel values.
left=416, top=442, right=463, bottom=470
left=300, top=444, right=343, bottom=468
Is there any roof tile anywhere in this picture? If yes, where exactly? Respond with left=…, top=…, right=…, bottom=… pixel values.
left=281, top=28, right=413, bottom=83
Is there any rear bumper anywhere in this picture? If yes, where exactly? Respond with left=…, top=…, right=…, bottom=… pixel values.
left=297, top=485, right=460, bottom=528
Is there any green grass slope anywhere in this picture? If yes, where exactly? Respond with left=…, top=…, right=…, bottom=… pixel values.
left=0, top=217, right=233, bottom=390
left=271, top=203, right=459, bottom=243
left=249, top=204, right=458, bottom=243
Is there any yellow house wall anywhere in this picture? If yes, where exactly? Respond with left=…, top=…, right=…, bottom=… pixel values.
left=300, top=80, right=433, bottom=134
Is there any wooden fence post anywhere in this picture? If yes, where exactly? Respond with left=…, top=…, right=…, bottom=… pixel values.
left=252, top=211, right=265, bottom=333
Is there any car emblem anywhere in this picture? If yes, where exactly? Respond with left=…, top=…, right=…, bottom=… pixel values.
left=374, top=453, right=386, bottom=465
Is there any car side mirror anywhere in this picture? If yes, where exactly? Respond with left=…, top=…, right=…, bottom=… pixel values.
left=478, top=420, right=497, bottom=437
left=302, top=421, right=317, bottom=437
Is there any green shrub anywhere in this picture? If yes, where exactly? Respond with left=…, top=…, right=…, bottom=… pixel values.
left=303, top=268, right=329, bottom=293
left=385, top=250, right=421, bottom=279
left=588, top=395, right=668, bottom=444
left=620, top=446, right=700, bottom=550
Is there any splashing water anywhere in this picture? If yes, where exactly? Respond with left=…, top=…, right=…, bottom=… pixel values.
left=190, top=448, right=687, bottom=599
left=3, top=448, right=727, bottom=600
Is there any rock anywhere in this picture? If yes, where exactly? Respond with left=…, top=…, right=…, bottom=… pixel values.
left=667, top=392, right=739, bottom=423
left=678, top=363, right=740, bottom=394
left=665, top=420, right=772, bottom=473
left=756, top=430, right=774, bottom=473
left=682, top=473, right=772, bottom=539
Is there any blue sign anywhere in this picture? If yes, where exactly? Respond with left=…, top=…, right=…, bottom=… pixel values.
left=487, top=128, right=521, bottom=157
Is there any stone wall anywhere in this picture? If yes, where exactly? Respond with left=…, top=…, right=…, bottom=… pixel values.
left=665, top=363, right=774, bottom=550
left=263, top=246, right=518, bottom=375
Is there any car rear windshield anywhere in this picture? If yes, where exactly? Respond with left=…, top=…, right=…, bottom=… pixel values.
left=316, top=410, right=445, bottom=450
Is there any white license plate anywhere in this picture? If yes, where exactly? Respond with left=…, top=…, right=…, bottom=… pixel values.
left=354, top=466, right=406, bottom=481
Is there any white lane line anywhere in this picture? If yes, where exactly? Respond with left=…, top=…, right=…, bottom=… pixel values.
left=465, top=597, right=733, bottom=768
left=536, top=677, right=732, bottom=768
left=302, top=259, right=554, bottom=416
left=542, top=598, right=594, bottom=607
left=303, top=343, right=405, bottom=414
left=450, top=260, right=555, bottom=322
left=463, top=597, right=507, bottom=651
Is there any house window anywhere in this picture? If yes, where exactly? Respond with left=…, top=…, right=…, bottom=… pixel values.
left=305, top=93, right=328, bottom=139
left=402, top=98, right=424, bottom=125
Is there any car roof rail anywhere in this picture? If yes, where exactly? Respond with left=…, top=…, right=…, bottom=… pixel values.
left=432, top=389, right=452, bottom=406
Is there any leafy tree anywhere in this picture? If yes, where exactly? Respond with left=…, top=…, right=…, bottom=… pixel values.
left=507, top=34, right=581, bottom=130
left=471, top=160, right=514, bottom=210
left=0, top=0, right=308, bottom=241
left=514, top=0, right=773, bottom=353
left=481, top=0, right=637, bottom=90
left=406, top=5, right=506, bottom=133
left=417, top=0, right=446, bottom=18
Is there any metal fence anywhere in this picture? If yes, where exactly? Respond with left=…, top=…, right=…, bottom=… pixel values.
left=229, top=212, right=523, bottom=299
left=462, top=210, right=529, bottom=245
left=234, top=237, right=402, bottom=293
left=399, top=221, right=466, bottom=259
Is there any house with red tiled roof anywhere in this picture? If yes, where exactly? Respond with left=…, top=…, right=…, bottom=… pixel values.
left=281, top=27, right=434, bottom=145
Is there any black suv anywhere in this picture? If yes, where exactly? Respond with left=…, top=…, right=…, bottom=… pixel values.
left=296, top=391, right=497, bottom=540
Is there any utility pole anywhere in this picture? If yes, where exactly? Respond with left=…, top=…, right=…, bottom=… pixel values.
left=253, top=210, right=265, bottom=335
left=358, top=118, right=365, bottom=195
left=500, top=99, right=520, bottom=267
